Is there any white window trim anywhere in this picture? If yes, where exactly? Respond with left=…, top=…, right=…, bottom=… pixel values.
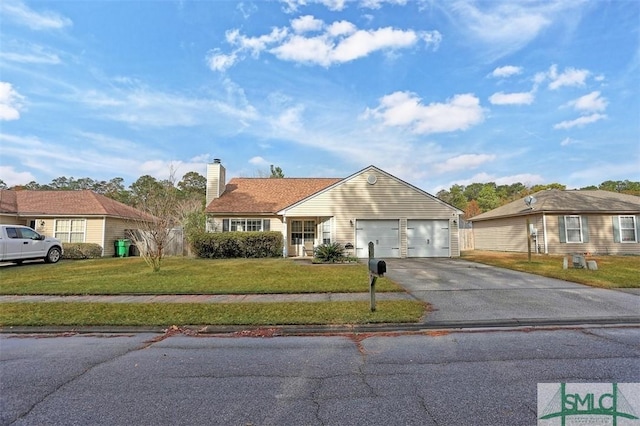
left=618, top=215, right=638, bottom=243
left=54, top=218, right=87, bottom=243
left=564, top=215, right=583, bottom=244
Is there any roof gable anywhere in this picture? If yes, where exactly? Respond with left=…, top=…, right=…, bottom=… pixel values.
left=470, top=189, right=640, bottom=221
left=205, top=178, right=341, bottom=214
left=0, top=189, right=152, bottom=220
left=278, top=165, right=463, bottom=214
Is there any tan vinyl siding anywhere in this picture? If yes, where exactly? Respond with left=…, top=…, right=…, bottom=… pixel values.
left=104, top=218, right=134, bottom=257
left=546, top=214, right=640, bottom=255
left=85, top=218, right=105, bottom=247
left=0, top=215, right=21, bottom=225
left=285, top=170, right=459, bottom=257
left=473, top=215, right=544, bottom=253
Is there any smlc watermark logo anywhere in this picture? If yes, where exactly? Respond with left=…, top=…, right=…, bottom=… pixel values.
left=538, top=383, right=640, bottom=425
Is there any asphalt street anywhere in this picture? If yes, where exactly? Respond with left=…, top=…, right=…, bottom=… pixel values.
left=1, top=326, right=639, bottom=426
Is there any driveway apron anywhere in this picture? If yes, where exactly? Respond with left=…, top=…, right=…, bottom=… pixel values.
left=384, top=258, right=640, bottom=326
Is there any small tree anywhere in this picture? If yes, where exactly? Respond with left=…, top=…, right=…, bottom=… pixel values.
left=127, top=168, right=183, bottom=272
left=270, top=165, right=285, bottom=178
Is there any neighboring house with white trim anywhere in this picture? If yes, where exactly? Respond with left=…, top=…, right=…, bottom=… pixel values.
left=0, top=189, right=152, bottom=257
left=469, top=189, right=640, bottom=255
left=204, top=160, right=463, bottom=258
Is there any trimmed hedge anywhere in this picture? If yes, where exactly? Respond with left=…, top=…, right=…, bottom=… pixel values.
left=191, top=231, right=283, bottom=259
left=62, top=243, right=103, bottom=259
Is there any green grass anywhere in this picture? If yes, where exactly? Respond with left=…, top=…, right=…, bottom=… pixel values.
left=0, top=301, right=426, bottom=326
left=0, top=257, right=401, bottom=295
left=462, top=251, right=640, bottom=288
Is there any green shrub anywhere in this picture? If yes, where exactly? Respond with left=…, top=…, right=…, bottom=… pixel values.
left=314, top=242, right=346, bottom=263
left=191, top=231, right=283, bottom=259
left=62, top=243, right=103, bottom=259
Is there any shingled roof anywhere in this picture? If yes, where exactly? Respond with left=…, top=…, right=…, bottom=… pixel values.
left=470, top=189, right=640, bottom=221
left=0, top=189, right=152, bottom=220
left=205, top=178, right=342, bottom=214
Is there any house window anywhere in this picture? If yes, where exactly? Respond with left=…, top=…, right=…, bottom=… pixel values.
left=559, top=216, right=589, bottom=244
left=564, top=216, right=582, bottom=243
left=55, top=219, right=86, bottom=243
left=618, top=216, right=637, bottom=243
left=322, top=219, right=331, bottom=244
left=223, top=219, right=270, bottom=232
left=291, top=220, right=315, bottom=245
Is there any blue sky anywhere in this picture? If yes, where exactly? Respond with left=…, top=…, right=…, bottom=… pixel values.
left=1, top=0, right=638, bottom=194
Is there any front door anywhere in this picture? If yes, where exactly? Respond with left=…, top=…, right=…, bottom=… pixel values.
left=290, top=220, right=315, bottom=256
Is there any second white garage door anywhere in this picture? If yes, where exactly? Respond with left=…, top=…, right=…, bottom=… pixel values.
left=407, top=220, right=450, bottom=257
left=355, top=220, right=400, bottom=258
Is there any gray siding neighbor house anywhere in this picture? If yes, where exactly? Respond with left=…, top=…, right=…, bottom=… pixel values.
left=204, top=160, right=463, bottom=258
left=469, top=189, right=640, bottom=255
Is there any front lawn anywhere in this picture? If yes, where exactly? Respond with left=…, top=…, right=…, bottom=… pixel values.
left=0, top=300, right=426, bottom=327
left=0, top=257, right=402, bottom=295
left=461, top=251, right=640, bottom=288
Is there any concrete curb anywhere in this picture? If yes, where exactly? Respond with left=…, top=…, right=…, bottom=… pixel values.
left=2, top=316, right=638, bottom=336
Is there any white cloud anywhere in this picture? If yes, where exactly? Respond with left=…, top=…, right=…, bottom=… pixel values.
left=206, top=49, right=238, bottom=72
left=489, top=91, right=534, bottom=105
left=209, top=17, right=440, bottom=70
left=0, top=0, right=72, bottom=30
left=490, top=65, right=522, bottom=78
left=360, top=0, right=407, bottom=9
left=567, top=91, right=607, bottom=112
left=273, top=105, right=305, bottom=133
left=456, top=172, right=545, bottom=187
left=560, top=137, right=578, bottom=146
left=553, top=113, right=606, bottom=130
left=365, top=91, right=484, bottom=134
left=0, top=82, right=25, bottom=121
left=0, top=166, right=36, bottom=187
left=249, top=156, right=268, bottom=166
left=78, top=82, right=258, bottom=128
left=435, top=154, right=496, bottom=173
left=0, top=42, right=61, bottom=64
left=291, top=15, right=324, bottom=33
left=546, top=64, right=590, bottom=90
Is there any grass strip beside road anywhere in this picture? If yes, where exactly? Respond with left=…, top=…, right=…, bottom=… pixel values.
left=0, top=301, right=426, bottom=327
left=462, top=251, right=640, bottom=288
left=0, top=257, right=401, bottom=295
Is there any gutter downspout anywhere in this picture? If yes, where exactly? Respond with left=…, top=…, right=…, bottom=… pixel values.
left=542, top=213, right=548, bottom=254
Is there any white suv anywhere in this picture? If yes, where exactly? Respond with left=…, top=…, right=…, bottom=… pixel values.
left=0, top=225, right=64, bottom=265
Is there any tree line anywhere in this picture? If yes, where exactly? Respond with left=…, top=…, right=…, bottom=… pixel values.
left=437, top=180, right=640, bottom=219
left=1, top=174, right=637, bottom=220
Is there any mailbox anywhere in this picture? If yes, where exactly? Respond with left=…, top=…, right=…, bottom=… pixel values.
left=368, top=258, right=386, bottom=276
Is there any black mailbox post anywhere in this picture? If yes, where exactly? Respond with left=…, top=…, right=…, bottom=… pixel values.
left=368, top=259, right=386, bottom=276
left=367, top=241, right=386, bottom=312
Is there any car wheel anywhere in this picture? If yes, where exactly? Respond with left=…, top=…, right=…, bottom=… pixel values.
left=45, top=247, right=62, bottom=264
left=15, top=260, right=24, bottom=265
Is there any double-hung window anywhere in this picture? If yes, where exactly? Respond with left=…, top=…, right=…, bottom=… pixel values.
left=565, top=216, right=582, bottom=243
left=559, top=215, right=589, bottom=243
left=615, top=216, right=638, bottom=243
left=55, top=219, right=86, bottom=243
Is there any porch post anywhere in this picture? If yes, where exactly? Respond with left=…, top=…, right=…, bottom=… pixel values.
left=282, top=213, right=288, bottom=257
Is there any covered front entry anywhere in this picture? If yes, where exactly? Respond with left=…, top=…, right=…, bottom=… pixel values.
left=289, top=219, right=315, bottom=256
left=355, top=219, right=400, bottom=258
left=407, top=219, right=450, bottom=257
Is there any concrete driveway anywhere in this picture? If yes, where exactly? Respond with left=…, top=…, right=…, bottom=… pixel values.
left=384, top=258, right=640, bottom=327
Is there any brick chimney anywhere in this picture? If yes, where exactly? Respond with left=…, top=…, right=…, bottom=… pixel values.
left=206, top=159, right=226, bottom=206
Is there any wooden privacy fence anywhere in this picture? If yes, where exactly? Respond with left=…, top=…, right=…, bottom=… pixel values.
left=459, top=229, right=474, bottom=251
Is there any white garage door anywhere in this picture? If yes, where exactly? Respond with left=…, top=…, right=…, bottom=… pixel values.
left=355, top=220, right=400, bottom=258
left=407, top=220, right=450, bottom=257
